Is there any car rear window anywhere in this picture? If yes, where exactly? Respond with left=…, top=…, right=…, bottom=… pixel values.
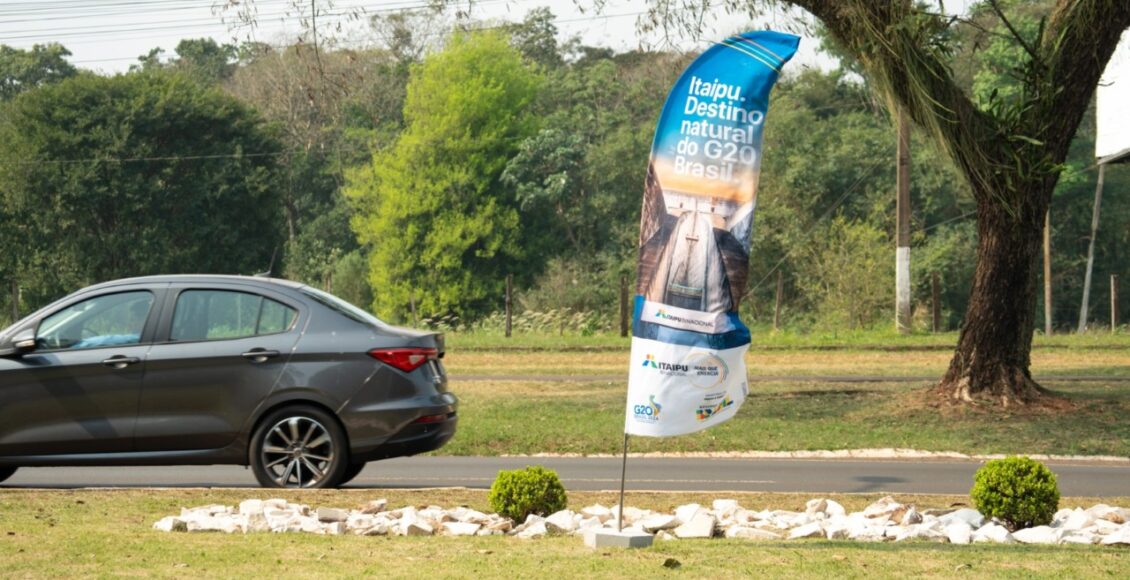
left=171, top=290, right=296, bottom=341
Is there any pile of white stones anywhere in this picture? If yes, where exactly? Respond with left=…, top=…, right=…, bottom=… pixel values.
left=154, top=496, right=1130, bottom=546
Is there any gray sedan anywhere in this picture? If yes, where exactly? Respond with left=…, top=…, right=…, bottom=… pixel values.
left=0, top=275, right=457, bottom=488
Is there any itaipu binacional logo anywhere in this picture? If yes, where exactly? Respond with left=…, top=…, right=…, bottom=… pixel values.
left=632, top=395, right=663, bottom=424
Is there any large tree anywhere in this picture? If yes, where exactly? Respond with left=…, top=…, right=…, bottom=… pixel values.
left=647, top=0, right=1129, bottom=406
left=0, top=70, right=283, bottom=308
left=346, top=30, right=542, bottom=321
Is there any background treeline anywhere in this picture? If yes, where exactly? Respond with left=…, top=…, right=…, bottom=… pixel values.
left=1, top=4, right=1126, bottom=334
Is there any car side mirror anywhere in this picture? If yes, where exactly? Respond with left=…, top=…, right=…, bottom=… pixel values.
left=0, top=330, right=37, bottom=357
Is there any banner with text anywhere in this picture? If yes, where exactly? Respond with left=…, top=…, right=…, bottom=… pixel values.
left=626, top=31, right=798, bottom=437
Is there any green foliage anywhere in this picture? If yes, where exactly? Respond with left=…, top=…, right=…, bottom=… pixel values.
left=347, top=30, right=542, bottom=322
left=488, top=465, right=567, bottom=522
left=796, top=217, right=892, bottom=330
left=0, top=43, right=77, bottom=101
left=0, top=70, right=283, bottom=308
left=970, top=456, right=1060, bottom=531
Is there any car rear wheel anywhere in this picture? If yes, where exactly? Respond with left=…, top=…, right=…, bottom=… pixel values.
left=339, top=462, right=367, bottom=486
left=251, top=406, right=349, bottom=489
left=0, top=466, right=16, bottom=484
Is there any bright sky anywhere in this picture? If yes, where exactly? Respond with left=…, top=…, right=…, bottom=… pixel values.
left=0, top=0, right=837, bottom=74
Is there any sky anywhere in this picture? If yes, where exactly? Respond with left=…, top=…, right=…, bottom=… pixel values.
left=0, top=0, right=839, bottom=74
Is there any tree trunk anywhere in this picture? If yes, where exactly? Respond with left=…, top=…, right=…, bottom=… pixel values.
left=936, top=197, right=1053, bottom=407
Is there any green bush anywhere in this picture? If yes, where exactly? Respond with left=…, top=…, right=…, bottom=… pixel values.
left=970, top=456, right=1060, bottom=531
left=488, top=465, right=567, bottom=522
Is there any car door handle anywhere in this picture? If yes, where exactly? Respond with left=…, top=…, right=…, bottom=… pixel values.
left=101, top=356, right=141, bottom=369
left=241, top=349, right=280, bottom=363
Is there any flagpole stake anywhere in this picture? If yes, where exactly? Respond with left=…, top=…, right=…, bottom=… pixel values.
left=617, top=432, right=629, bottom=532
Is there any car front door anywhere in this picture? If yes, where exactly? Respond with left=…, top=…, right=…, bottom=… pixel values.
left=0, top=288, right=161, bottom=456
left=134, top=284, right=303, bottom=451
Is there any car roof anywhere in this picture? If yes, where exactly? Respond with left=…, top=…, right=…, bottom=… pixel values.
left=81, top=274, right=306, bottom=292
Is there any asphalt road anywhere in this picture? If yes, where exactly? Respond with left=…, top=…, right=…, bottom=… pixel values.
left=5, top=456, right=1129, bottom=496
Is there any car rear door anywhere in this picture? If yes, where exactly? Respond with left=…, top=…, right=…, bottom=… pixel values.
left=0, top=286, right=163, bottom=456
left=134, top=283, right=304, bottom=451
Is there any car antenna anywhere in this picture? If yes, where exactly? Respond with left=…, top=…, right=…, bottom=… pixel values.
left=254, top=246, right=278, bottom=278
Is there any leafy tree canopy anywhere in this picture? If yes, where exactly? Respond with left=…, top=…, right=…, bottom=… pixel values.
left=0, top=70, right=284, bottom=307
left=347, top=30, right=542, bottom=321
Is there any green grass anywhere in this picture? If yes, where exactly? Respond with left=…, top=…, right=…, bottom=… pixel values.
left=2, top=489, right=1128, bottom=578
left=439, top=379, right=1130, bottom=457
left=445, top=327, right=1130, bottom=352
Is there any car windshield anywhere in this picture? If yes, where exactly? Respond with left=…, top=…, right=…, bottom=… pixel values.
left=300, top=286, right=389, bottom=329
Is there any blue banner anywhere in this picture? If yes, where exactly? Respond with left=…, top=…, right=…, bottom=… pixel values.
left=626, top=31, right=798, bottom=437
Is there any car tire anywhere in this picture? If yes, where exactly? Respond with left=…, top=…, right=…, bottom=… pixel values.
left=250, top=406, right=349, bottom=489
left=0, top=466, right=16, bottom=484
left=339, top=462, right=367, bottom=486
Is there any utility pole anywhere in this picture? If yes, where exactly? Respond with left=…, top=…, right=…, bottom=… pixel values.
left=1078, top=163, right=1106, bottom=333
left=1044, top=210, right=1052, bottom=334
left=896, top=108, right=912, bottom=334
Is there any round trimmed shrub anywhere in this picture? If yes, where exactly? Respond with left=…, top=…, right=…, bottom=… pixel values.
left=970, top=456, right=1059, bottom=531
left=488, top=465, right=567, bottom=523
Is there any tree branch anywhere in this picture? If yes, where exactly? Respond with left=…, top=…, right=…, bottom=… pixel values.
left=1035, top=0, right=1130, bottom=158
left=988, top=0, right=1041, bottom=64
left=788, top=1, right=1004, bottom=199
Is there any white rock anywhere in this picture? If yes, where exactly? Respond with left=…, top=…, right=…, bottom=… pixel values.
left=725, top=526, right=781, bottom=540
left=362, top=523, right=390, bottom=536
left=545, top=510, right=578, bottom=534
left=894, top=524, right=946, bottom=542
left=639, top=514, right=678, bottom=533
left=900, top=508, right=923, bottom=526
left=1091, top=519, right=1123, bottom=534
left=674, top=504, right=704, bottom=525
left=1059, top=508, right=1095, bottom=531
left=239, top=500, right=264, bottom=516
left=1060, top=531, right=1098, bottom=545
left=322, top=522, right=347, bottom=535
left=517, top=521, right=547, bottom=539
left=512, top=514, right=546, bottom=534
left=484, top=518, right=513, bottom=534
left=1099, top=526, right=1130, bottom=546
left=1013, top=526, right=1063, bottom=545
left=404, top=520, right=434, bottom=536
left=788, top=522, right=825, bottom=540
left=824, top=500, right=847, bottom=518
left=656, top=530, right=677, bottom=541
left=346, top=514, right=376, bottom=531
left=673, top=513, right=716, bottom=539
left=317, top=507, right=349, bottom=523
left=805, top=499, right=828, bottom=516
left=263, top=498, right=289, bottom=510
left=577, top=517, right=603, bottom=532
left=945, top=522, right=973, bottom=545
left=862, top=497, right=907, bottom=523
left=1087, top=504, right=1129, bottom=525
left=847, top=525, right=888, bottom=542
left=972, top=523, right=1015, bottom=544
left=298, top=516, right=322, bottom=534
left=246, top=512, right=269, bottom=533
left=359, top=499, right=388, bottom=515
left=731, top=509, right=759, bottom=525
left=581, top=504, right=612, bottom=521
left=441, top=522, right=481, bottom=536
left=153, top=517, right=187, bottom=532
left=453, top=509, right=489, bottom=524
left=939, top=508, right=985, bottom=530
left=823, top=523, right=849, bottom=540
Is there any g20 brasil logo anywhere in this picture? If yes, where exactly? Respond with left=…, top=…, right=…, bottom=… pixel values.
left=632, top=395, right=662, bottom=424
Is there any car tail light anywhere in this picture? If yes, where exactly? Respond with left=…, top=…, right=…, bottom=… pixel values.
left=367, top=347, right=438, bottom=372
left=413, top=413, right=448, bottom=424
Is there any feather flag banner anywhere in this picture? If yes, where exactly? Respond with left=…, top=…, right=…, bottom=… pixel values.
left=625, top=31, right=799, bottom=437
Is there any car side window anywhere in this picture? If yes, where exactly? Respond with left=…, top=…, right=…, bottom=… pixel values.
left=170, top=290, right=296, bottom=342
left=37, top=291, right=155, bottom=350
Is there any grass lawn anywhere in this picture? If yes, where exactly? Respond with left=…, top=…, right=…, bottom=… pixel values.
left=2, top=489, right=1128, bottom=578
left=437, top=342, right=1130, bottom=457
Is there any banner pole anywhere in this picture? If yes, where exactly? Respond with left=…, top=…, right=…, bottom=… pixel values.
left=617, top=432, right=629, bottom=532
